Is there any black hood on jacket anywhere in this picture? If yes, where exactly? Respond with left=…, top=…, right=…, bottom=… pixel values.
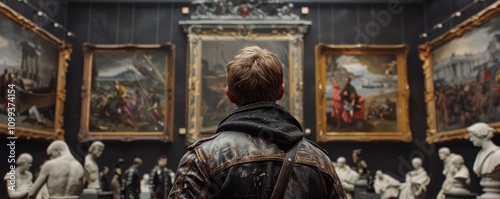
left=216, top=101, right=303, bottom=150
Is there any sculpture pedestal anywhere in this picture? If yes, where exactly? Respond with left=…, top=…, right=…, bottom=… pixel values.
left=353, top=180, right=380, bottom=199
left=445, top=192, right=477, bottom=199
left=80, top=189, right=113, bottom=199
left=477, top=177, right=500, bottom=199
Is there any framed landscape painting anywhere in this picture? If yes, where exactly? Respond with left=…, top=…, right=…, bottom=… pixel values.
left=315, top=44, right=411, bottom=142
left=0, top=2, right=71, bottom=140
left=79, top=43, right=175, bottom=142
left=420, top=1, right=500, bottom=143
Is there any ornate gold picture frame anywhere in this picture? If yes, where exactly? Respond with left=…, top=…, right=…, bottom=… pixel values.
left=315, top=44, right=411, bottom=142
left=420, top=1, right=500, bottom=143
left=79, top=43, right=175, bottom=142
left=185, top=26, right=305, bottom=144
left=0, top=3, right=71, bottom=140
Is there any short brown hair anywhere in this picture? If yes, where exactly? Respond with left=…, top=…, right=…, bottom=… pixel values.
left=226, top=46, right=283, bottom=106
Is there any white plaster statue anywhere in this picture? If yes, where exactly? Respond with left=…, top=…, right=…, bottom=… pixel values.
left=445, top=154, right=471, bottom=194
left=28, top=140, right=85, bottom=199
left=399, top=157, right=430, bottom=199
left=437, top=147, right=458, bottom=199
left=84, top=141, right=105, bottom=190
left=110, top=158, right=124, bottom=199
left=4, top=153, right=33, bottom=199
left=468, top=122, right=500, bottom=199
left=140, top=173, right=150, bottom=193
left=335, top=157, right=360, bottom=199
left=374, top=170, right=400, bottom=199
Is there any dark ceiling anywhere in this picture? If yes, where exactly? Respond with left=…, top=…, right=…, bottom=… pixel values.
left=67, top=0, right=425, bottom=4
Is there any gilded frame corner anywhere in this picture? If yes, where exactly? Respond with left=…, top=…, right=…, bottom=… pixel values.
left=79, top=43, right=175, bottom=142
left=315, top=44, right=412, bottom=142
left=420, top=1, right=500, bottom=143
left=0, top=2, right=71, bottom=141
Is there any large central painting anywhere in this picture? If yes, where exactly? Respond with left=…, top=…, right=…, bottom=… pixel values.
left=199, top=40, right=290, bottom=132
left=186, top=29, right=305, bottom=144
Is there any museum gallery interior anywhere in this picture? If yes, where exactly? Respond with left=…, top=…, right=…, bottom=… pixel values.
left=2, top=0, right=500, bottom=198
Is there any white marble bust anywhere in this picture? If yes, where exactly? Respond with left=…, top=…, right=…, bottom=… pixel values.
left=437, top=147, right=458, bottom=199
left=446, top=154, right=471, bottom=194
left=399, top=157, right=430, bottom=199
left=468, top=122, right=500, bottom=199
left=85, top=141, right=105, bottom=190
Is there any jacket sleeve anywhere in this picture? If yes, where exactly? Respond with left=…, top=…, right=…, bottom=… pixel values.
left=167, top=150, right=211, bottom=199
left=149, top=167, right=157, bottom=198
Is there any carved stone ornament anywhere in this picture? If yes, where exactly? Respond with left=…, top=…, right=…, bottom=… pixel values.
left=191, top=0, right=299, bottom=20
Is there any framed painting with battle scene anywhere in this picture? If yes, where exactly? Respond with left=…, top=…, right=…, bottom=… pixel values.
left=79, top=43, right=175, bottom=142
left=0, top=2, right=71, bottom=140
left=420, top=1, right=500, bottom=143
left=315, top=44, right=411, bottom=142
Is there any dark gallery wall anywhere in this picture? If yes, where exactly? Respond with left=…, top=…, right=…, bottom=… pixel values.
left=1, top=0, right=500, bottom=198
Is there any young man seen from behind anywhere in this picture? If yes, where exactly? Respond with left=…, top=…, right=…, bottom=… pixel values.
left=168, top=46, right=346, bottom=199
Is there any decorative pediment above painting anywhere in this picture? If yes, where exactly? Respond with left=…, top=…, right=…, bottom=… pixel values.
left=180, top=1, right=310, bottom=145
left=191, top=0, right=300, bottom=20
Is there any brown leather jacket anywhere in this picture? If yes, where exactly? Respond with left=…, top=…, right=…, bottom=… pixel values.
left=168, top=102, right=346, bottom=199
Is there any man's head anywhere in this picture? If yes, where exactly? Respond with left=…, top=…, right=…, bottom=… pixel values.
left=438, top=147, right=450, bottom=160
left=157, top=155, right=167, bottom=167
left=17, top=153, right=33, bottom=171
left=89, top=141, right=105, bottom=158
left=225, top=46, right=284, bottom=107
left=344, top=77, right=351, bottom=84
left=133, top=158, right=143, bottom=168
left=114, top=80, right=120, bottom=89
left=47, top=140, right=69, bottom=159
left=352, top=149, right=362, bottom=163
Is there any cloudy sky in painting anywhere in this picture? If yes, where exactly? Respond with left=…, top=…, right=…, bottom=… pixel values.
left=0, top=15, right=58, bottom=87
left=432, top=16, right=500, bottom=64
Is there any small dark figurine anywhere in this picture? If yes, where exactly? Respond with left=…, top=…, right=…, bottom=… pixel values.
left=353, top=149, right=376, bottom=193
left=352, top=149, right=368, bottom=176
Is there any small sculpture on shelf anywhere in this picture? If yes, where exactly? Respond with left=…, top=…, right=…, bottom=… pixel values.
left=398, top=157, right=430, bottom=199
left=374, top=170, right=400, bottom=199
left=110, top=158, right=125, bottom=199
left=352, top=149, right=368, bottom=177
left=438, top=147, right=458, bottom=199
left=335, top=156, right=360, bottom=199
left=84, top=141, right=105, bottom=190
left=468, top=122, right=500, bottom=199
left=28, top=140, right=85, bottom=198
left=445, top=154, right=471, bottom=194
left=4, top=153, right=33, bottom=199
